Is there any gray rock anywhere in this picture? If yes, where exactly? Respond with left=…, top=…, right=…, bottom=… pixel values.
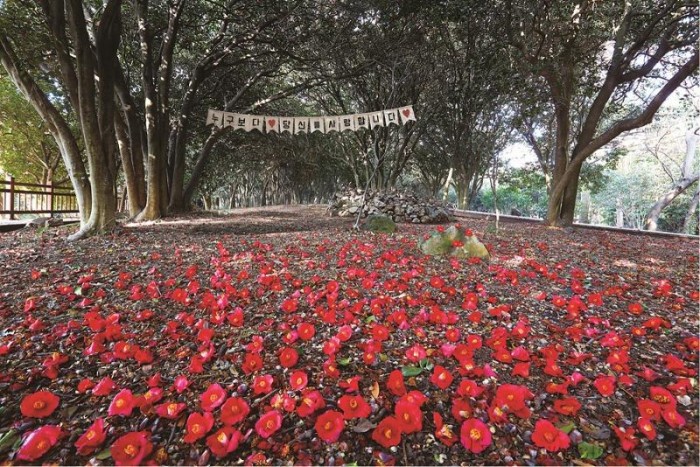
left=361, top=215, right=397, bottom=233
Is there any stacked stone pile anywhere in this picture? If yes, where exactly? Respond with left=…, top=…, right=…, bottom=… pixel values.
left=329, top=189, right=453, bottom=224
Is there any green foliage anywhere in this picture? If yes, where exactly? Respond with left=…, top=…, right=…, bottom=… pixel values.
left=0, top=76, right=67, bottom=184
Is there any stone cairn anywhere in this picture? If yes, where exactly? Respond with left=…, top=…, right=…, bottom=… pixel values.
left=328, top=189, right=454, bottom=224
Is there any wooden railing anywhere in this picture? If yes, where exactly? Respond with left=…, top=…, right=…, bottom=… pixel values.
left=0, top=176, right=79, bottom=220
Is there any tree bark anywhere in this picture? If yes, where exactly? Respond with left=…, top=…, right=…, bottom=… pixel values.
left=682, top=189, right=699, bottom=234
left=643, top=175, right=699, bottom=231
left=65, top=0, right=121, bottom=240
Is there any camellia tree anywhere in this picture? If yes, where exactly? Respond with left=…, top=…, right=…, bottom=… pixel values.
left=501, top=0, right=698, bottom=226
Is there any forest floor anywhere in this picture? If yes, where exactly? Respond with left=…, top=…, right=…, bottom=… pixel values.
left=0, top=205, right=698, bottom=466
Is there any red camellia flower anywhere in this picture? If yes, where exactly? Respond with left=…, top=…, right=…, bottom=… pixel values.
left=297, top=322, right=316, bottom=341
left=337, top=395, right=371, bottom=420
left=553, top=397, right=582, bottom=416
left=649, top=386, right=676, bottom=408
left=201, top=383, right=227, bottom=411
left=430, top=365, right=454, bottom=390
left=628, top=302, right=643, bottom=315
left=155, top=401, right=186, bottom=419
left=184, top=412, right=215, bottom=443
left=531, top=419, right=570, bottom=452
left=612, top=425, right=638, bottom=452
left=220, top=396, right=251, bottom=425
left=433, top=412, right=457, bottom=447
left=637, top=399, right=662, bottom=421
left=206, top=426, right=241, bottom=458
left=255, top=410, right=282, bottom=438
left=662, top=408, right=686, bottom=428
left=315, top=410, right=345, bottom=443
left=279, top=347, right=299, bottom=368
left=289, top=371, right=308, bottom=391
left=494, top=384, right=532, bottom=418
left=253, top=374, right=274, bottom=395
left=17, top=425, right=62, bottom=461
left=637, top=418, right=657, bottom=440
left=405, top=344, right=427, bottom=362
left=451, top=398, right=474, bottom=422
left=242, top=352, right=263, bottom=374
left=395, top=401, right=422, bottom=433
left=110, top=431, right=153, bottom=466
left=20, top=391, right=60, bottom=418
left=372, top=416, right=402, bottom=448
left=400, top=390, right=428, bottom=407
left=457, top=379, right=484, bottom=398
left=386, top=369, right=407, bottom=396
left=593, top=375, right=616, bottom=397
left=75, top=418, right=106, bottom=455
left=460, top=418, right=492, bottom=454
left=108, top=389, right=135, bottom=417
left=92, top=376, right=116, bottom=396
left=297, top=389, right=326, bottom=417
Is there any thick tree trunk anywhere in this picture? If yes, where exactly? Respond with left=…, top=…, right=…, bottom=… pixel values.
left=65, top=0, right=121, bottom=240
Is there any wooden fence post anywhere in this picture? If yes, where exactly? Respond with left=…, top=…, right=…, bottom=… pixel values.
left=49, top=182, right=55, bottom=218
left=9, top=176, right=15, bottom=220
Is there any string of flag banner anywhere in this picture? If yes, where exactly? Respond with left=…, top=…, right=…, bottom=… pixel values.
left=205, top=105, right=416, bottom=134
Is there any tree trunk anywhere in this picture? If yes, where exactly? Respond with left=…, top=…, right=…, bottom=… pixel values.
left=114, top=109, right=143, bottom=217
left=616, top=198, right=625, bottom=227
left=66, top=0, right=121, bottom=240
left=643, top=175, right=699, bottom=231
left=682, top=189, right=699, bottom=234
left=0, top=33, right=91, bottom=225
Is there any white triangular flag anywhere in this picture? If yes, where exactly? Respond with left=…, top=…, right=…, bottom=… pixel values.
left=309, top=117, right=325, bottom=133
left=265, top=116, right=279, bottom=133
left=398, top=105, right=416, bottom=124
left=223, top=112, right=236, bottom=128
left=246, top=116, right=264, bottom=132
left=295, top=117, right=310, bottom=134
left=355, top=113, right=370, bottom=130
left=383, top=109, right=399, bottom=126
left=280, top=117, right=294, bottom=134
left=206, top=109, right=224, bottom=128
left=368, top=111, right=385, bottom=129
left=233, top=114, right=248, bottom=131
left=340, top=115, right=355, bottom=132
left=324, top=116, right=340, bottom=133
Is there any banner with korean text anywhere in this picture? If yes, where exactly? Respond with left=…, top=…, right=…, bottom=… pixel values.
left=205, top=106, right=416, bottom=134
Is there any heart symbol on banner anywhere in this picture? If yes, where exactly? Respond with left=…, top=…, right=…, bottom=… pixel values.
left=402, top=109, right=411, bottom=118
left=267, top=119, right=276, bottom=127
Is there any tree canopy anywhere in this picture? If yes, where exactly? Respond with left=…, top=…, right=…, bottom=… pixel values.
left=0, top=0, right=697, bottom=236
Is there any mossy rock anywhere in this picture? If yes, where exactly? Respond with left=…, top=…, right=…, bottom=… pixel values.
left=362, top=215, right=397, bottom=233
left=419, top=225, right=490, bottom=259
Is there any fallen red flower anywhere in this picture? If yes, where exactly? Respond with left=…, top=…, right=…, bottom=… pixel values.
left=255, top=410, right=282, bottom=439
left=200, top=383, right=227, bottom=411
left=110, top=431, right=153, bottom=466
left=74, top=418, right=106, bottom=455
left=531, top=419, right=570, bottom=452
left=372, top=416, right=402, bottom=448
left=206, top=426, right=241, bottom=458
left=315, top=410, right=345, bottom=443
left=460, top=418, right=492, bottom=454
left=221, top=396, right=251, bottom=425
left=108, top=389, right=135, bottom=417
left=17, top=425, right=62, bottom=461
left=20, top=390, right=60, bottom=418
left=338, top=394, right=371, bottom=420
left=184, top=412, right=215, bottom=443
